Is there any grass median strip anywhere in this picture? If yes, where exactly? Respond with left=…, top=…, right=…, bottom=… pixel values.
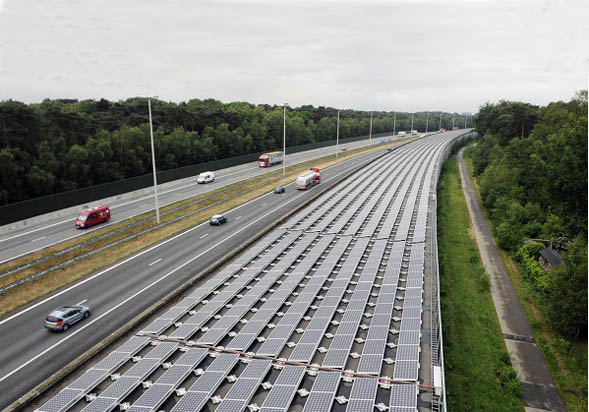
left=437, top=155, right=522, bottom=411
left=0, top=139, right=416, bottom=316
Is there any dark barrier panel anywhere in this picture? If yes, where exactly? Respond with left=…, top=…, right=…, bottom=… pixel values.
left=0, top=131, right=392, bottom=225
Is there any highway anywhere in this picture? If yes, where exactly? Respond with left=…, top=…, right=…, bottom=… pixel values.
left=0, top=140, right=396, bottom=411
left=26, top=130, right=470, bottom=412
left=0, top=134, right=399, bottom=264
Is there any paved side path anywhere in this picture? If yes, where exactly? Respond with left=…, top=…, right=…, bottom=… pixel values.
left=457, top=148, right=565, bottom=412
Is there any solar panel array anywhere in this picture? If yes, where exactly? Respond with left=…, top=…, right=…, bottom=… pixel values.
left=37, top=132, right=462, bottom=412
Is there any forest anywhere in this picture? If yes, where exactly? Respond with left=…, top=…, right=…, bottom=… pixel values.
left=0, top=98, right=470, bottom=205
left=468, top=90, right=587, bottom=339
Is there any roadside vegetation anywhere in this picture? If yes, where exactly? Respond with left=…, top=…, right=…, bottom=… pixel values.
left=0, top=139, right=413, bottom=317
left=0, top=97, right=470, bottom=205
left=437, top=156, right=522, bottom=411
left=463, top=90, right=588, bottom=410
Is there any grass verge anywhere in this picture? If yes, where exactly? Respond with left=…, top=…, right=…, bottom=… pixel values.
left=461, top=147, right=588, bottom=411
left=0, top=139, right=415, bottom=317
left=437, top=155, right=523, bottom=411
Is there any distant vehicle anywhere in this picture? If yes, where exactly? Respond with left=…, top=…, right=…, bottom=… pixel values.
left=258, top=151, right=284, bottom=167
left=440, top=128, right=446, bottom=132
left=274, top=186, right=285, bottom=194
left=197, top=171, right=215, bottom=184
left=387, top=147, right=394, bottom=152
left=410, top=130, right=418, bottom=135
left=398, top=131, right=406, bottom=137
left=209, top=214, right=227, bottom=226
left=341, top=146, right=347, bottom=151
left=44, top=305, right=90, bottom=332
left=452, top=127, right=459, bottom=130
left=75, top=205, right=110, bottom=228
left=296, top=168, right=321, bottom=190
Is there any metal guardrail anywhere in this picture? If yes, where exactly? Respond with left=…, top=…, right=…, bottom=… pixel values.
left=430, top=130, right=478, bottom=412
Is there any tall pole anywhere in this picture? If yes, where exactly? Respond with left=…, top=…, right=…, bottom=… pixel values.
left=464, top=115, right=467, bottom=129
left=336, top=109, right=340, bottom=158
left=452, top=116, right=455, bottom=129
left=148, top=97, right=160, bottom=224
left=411, top=113, right=414, bottom=131
left=393, top=112, right=397, bottom=136
left=425, top=113, right=429, bottom=133
left=439, top=113, right=442, bottom=131
left=369, top=112, right=373, bottom=148
left=283, top=103, right=287, bottom=176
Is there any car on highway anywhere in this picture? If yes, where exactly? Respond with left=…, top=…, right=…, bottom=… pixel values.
left=75, top=205, right=110, bottom=228
left=197, top=171, right=215, bottom=184
left=44, top=305, right=91, bottom=332
left=209, top=214, right=227, bottom=226
left=274, top=186, right=285, bottom=194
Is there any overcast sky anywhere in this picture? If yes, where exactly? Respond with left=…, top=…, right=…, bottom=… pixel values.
left=0, top=0, right=587, bottom=113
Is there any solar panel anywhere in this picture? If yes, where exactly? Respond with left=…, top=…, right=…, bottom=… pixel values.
left=393, top=360, right=419, bottom=381
left=263, top=385, right=297, bottom=409
left=389, top=384, right=418, bottom=407
left=67, top=369, right=108, bottom=391
left=99, top=376, right=138, bottom=399
left=274, top=366, right=306, bottom=385
left=345, top=398, right=375, bottom=412
left=169, top=391, right=209, bottom=412
left=79, top=397, right=118, bottom=412
left=132, top=383, right=173, bottom=407
left=303, top=391, right=334, bottom=412
left=36, top=388, right=84, bottom=412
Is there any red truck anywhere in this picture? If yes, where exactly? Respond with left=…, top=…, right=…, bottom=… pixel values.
left=75, top=205, right=110, bottom=228
left=296, top=168, right=321, bottom=190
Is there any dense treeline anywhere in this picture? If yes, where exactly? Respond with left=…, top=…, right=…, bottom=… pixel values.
left=0, top=97, right=471, bottom=205
left=468, top=90, right=587, bottom=339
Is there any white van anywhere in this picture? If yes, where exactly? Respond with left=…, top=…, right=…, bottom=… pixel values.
left=197, top=171, right=215, bottom=184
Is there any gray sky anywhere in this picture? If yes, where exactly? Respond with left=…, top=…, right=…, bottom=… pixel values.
left=0, top=0, right=587, bottom=113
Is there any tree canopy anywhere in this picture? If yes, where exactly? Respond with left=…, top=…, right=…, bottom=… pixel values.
left=0, top=97, right=470, bottom=205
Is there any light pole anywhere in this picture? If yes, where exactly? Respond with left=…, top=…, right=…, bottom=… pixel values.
left=411, top=113, right=414, bottom=132
left=283, top=103, right=287, bottom=176
left=369, top=112, right=373, bottom=148
left=452, top=116, right=455, bottom=129
left=148, top=96, right=160, bottom=224
left=464, top=115, right=467, bottom=129
left=425, top=113, right=429, bottom=134
left=336, top=109, right=340, bottom=158
left=393, top=112, right=397, bottom=136
left=439, top=113, right=442, bottom=131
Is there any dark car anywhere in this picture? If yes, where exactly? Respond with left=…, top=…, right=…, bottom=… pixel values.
left=44, top=305, right=91, bottom=332
left=274, top=186, right=285, bottom=194
left=209, top=214, right=227, bottom=226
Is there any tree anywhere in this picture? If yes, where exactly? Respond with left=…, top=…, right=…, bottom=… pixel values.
left=545, top=237, right=588, bottom=339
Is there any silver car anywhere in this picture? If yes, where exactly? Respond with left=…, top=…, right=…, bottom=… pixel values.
left=44, top=305, right=90, bottom=332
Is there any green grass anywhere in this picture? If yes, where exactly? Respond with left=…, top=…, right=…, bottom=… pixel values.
left=437, top=156, right=523, bottom=411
